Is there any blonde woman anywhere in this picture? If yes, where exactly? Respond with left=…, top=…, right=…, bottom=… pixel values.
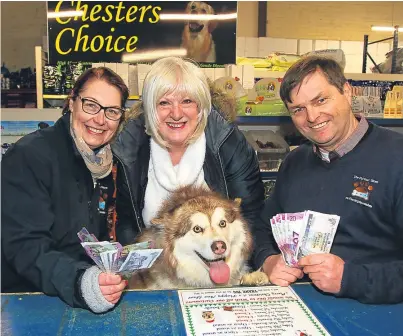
left=113, top=57, right=264, bottom=249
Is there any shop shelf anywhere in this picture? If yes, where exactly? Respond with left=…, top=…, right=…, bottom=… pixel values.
left=261, top=171, right=278, bottom=179
left=237, top=116, right=403, bottom=127
left=43, top=94, right=140, bottom=100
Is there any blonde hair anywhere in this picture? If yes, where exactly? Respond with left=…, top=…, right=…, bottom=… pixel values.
left=142, top=57, right=211, bottom=148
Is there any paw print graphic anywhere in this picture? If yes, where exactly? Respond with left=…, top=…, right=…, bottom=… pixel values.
left=353, top=181, right=373, bottom=193
left=352, top=181, right=373, bottom=201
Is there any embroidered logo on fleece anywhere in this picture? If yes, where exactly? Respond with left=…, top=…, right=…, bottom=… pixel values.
left=345, top=175, right=378, bottom=208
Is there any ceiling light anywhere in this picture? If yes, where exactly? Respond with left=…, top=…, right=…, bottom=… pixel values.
left=122, top=48, right=187, bottom=63
left=47, top=10, right=84, bottom=19
left=159, top=13, right=237, bottom=21
left=371, top=26, right=402, bottom=32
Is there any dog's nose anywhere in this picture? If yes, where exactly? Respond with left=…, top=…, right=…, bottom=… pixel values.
left=211, top=241, right=226, bottom=255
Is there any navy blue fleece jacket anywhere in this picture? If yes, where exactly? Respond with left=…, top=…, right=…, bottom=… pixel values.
left=253, top=123, right=403, bottom=304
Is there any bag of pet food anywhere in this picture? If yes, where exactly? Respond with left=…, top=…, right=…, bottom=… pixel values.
left=236, top=57, right=272, bottom=68
left=304, top=49, right=346, bottom=70
left=267, top=53, right=301, bottom=68
left=254, top=78, right=282, bottom=101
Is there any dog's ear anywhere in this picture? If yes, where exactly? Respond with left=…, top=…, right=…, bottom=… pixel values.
left=208, top=20, right=218, bottom=34
left=233, top=198, right=242, bottom=207
left=185, top=1, right=195, bottom=13
left=206, top=4, right=217, bottom=33
left=150, top=216, right=166, bottom=230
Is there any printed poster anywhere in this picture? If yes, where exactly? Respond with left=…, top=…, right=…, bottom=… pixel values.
left=178, top=286, right=330, bottom=336
left=47, top=1, right=237, bottom=65
left=1, top=121, right=55, bottom=136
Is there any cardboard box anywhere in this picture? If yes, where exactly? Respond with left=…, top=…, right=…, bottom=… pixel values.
left=128, top=65, right=139, bottom=96
left=203, top=68, right=215, bottom=81
left=104, top=63, right=117, bottom=73
left=226, top=64, right=243, bottom=84
left=242, top=65, right=255, bottom=90
left=116, top=63, right=129, bottom=88
left=214, top=68, right=226, bottom=80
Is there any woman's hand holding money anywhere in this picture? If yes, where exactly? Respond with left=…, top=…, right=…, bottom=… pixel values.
left=99, top=273, right=128, bottom=304
left=262, top=254, right=304, bottom=286
left=299, top=253, right=345, bottom=294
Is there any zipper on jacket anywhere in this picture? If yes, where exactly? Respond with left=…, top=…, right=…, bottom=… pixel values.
left=88, top=180, right=97, bottom=225
left=88, top=201, right=93, bottom=223
left=216, top=129, right=234, bottom=198
left=113, top=154, right=142, bottom=233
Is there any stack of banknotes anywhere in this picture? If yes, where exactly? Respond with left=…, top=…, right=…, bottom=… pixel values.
left=270, top=211, right=340, bottom=267
left=77, top=228, right=162, bottom=277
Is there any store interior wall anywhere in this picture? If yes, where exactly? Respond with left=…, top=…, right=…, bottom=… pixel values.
left=1, top=1, right=402, bottom=71
left=1, top=1, right=47, bottom=71
left=266, top=1, right=403, bottom=41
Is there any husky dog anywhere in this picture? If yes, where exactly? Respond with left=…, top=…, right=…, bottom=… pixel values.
left=129, top=185, right=268, bottom=289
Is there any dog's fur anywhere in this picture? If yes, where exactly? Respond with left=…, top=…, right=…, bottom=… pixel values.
left=181, top=1, right=217, bottom=63
left=129, top=186, right=268, bottom=289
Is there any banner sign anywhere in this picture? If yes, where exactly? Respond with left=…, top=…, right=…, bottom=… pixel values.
left=47, top=1, right=237, bottom=65
left=1, top=121, right=55, bottom=136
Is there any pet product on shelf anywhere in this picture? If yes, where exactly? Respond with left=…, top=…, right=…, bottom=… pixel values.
left=243, top=130, right=289, bottom=172
left=304, top=49, right=346, bottom=70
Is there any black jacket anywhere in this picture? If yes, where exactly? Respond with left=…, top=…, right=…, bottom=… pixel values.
left=112, top=108, right=265, bottom=246
left=1, top=113, right=114, bottom=308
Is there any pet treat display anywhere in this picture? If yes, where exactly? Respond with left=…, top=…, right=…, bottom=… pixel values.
left=349, top=80, right=393, bottom=117
left=43, top=65, right=63, bottom=94
left=254, top=78, right=282, bottom=101
left=243, top=130, right=289, bottom=172
left=77, top=227, right=162, bottom=278
left=270, top=211, right=340, bottom=267
left=43, top=61, right=92, bottom=94
left=255, top=140, right=282, bottom=149
left=371, top=47, right=403, bottom=74
left=384, top=85, right=403, bottom=118
left=304, top=49, right=346, bottom=70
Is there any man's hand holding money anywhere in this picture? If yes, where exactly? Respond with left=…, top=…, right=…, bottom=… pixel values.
left=262, top=254, right=304, bottom=286
left=264, top=210, right=341, bottom=291
left=299, top=253, right=345, bottom=294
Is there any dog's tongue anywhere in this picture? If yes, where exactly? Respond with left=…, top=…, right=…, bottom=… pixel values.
left=209, top=260, right=230, bottom=284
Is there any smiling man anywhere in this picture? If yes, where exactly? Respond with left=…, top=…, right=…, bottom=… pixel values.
left=253, top=56, right=403, bottom=304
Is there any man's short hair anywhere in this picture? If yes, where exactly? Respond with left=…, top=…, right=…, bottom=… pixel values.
left=142, top=57, right=211, bottom=148
left=279, top=56, right=347, bottom=105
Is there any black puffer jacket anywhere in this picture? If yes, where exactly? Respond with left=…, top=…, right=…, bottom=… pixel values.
left=112, top=107, right=265, bottom=246
left=1, top=113, right=114, bottom=308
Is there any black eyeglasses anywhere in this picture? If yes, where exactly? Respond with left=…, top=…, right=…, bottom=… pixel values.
left=78, top=96, right=125, bottom=121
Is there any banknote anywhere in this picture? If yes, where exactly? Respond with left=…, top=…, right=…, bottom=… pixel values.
left=117, top=249, right=162, bottom=273
left=78, top=228, right=161, bottom=276
left=77, top=227, right=98, bottom=243
left=121, top=241, right=156, bottom=253
left=295, top=211, right=340, bottom=260
left=81, top=241, right=120, bottom=272
left=270, top=211, right=340, bottom=267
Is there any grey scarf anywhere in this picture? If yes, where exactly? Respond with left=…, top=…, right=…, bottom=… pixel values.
left=69, top=114, right=113, bottom=181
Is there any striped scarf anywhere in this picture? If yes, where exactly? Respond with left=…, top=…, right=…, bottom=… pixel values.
left=69, top=114, right=113, bottom=181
